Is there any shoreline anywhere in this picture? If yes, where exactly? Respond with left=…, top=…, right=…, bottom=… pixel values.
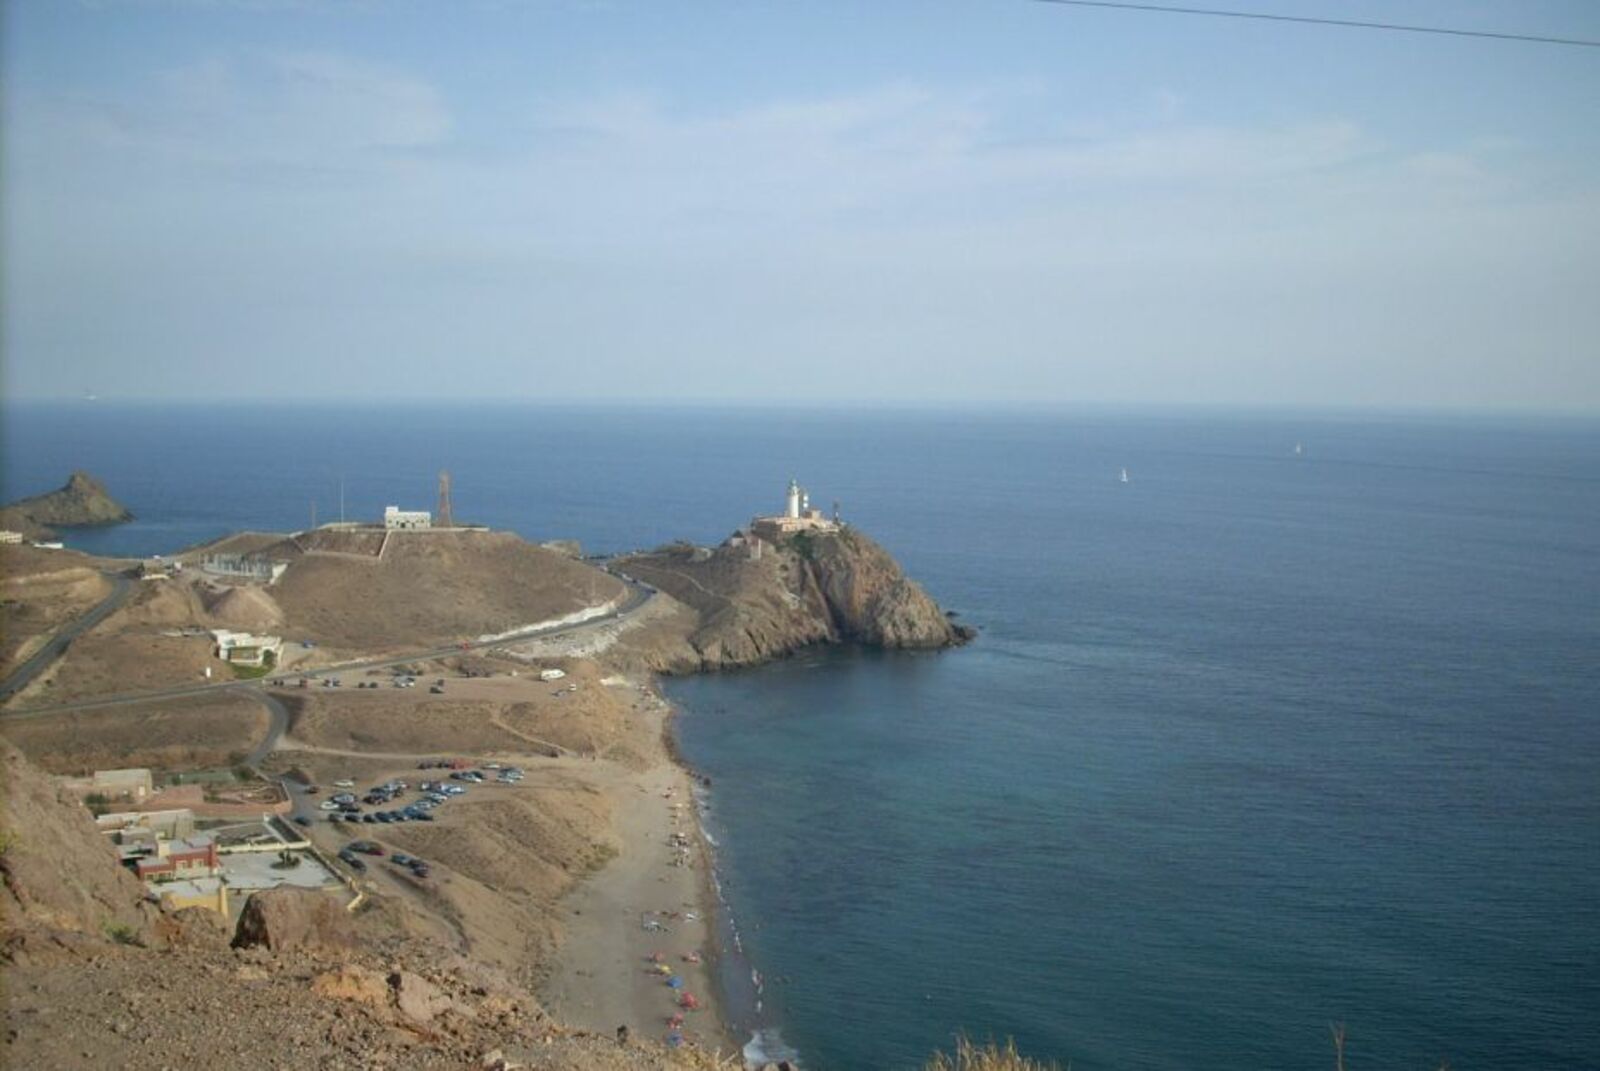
left=539, top=673, right=744, bottom=1062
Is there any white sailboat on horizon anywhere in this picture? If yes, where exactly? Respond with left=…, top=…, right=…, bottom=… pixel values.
left=1120, top=467, right=1130, bottom=484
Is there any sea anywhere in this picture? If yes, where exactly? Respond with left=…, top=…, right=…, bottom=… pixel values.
left=3, top=402, right=1597, bottom=1070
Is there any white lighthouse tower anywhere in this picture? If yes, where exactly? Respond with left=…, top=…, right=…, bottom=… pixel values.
left=786, top=478, right=802, bottom=520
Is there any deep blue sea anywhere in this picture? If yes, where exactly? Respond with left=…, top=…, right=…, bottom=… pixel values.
left=4, top=402, right=1597, bottom=1070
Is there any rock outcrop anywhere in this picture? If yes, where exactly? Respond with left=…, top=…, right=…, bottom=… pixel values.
left=0, top=471, right=132, bottom=540
left=616, top=526, right=972, bottom=671
left=0, top=740, right=151, bottom=956
left=231, top=886, right=355, bottom=953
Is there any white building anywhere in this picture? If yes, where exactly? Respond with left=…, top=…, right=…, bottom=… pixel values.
left=201, top=554, right=288, bottom=584
left=212, top=629, right=284, bottom=667
left=753, top=478, right=839, bottom=539
left=383, top=506, right=431, bottom=530
left=0, top=530, right=23, bottom=545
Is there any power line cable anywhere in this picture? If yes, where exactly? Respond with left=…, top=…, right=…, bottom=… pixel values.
left=1029, top=0, right=1600, bottom=48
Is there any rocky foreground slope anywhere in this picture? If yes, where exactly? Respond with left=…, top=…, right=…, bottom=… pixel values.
left=616, top=525, right=972, bottom=671
left=0, top=471, right=132, bottom=540
left=0, top=739, right=724, bottom=1070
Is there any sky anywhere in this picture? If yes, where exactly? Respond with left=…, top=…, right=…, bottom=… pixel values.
left=3, top=0, right=1598, bottom=410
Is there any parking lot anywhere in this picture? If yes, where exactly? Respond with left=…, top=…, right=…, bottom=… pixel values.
left=299, top=756, right=534, bottom=889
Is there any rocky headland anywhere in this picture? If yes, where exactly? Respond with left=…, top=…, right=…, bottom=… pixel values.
left=0, top=471, right=132, bottom=540
left=615, top=524, right=973, bottom=672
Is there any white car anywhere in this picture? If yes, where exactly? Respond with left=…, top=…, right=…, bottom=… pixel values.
left=318, top=800, right=339, bottom=811
left=333, top=779, right=355, bottom=788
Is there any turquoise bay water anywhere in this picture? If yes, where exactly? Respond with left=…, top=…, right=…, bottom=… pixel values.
left=4, top=403, right=1597, bottom=1069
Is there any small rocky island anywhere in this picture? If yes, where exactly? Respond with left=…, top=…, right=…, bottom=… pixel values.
left=0, top=471, right=132, bottom=541
left=616, top=478, right=973, bottom=671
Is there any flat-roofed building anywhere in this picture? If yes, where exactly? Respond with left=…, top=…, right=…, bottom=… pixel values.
left=200, top=553, right=288, bottom=584
left=63, top=767, right=155, bottom=804
left=383, top=506, right=431, bottom=530
left=134, top=835, right=221, bottom=882
left=98, top=808, right=196, bottom=843
left=212, top=629, right=284, bottom=666
left=157, top=877, right=229, bottom=916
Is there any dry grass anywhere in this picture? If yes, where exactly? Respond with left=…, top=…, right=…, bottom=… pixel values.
left=0, top=561, right=109, bottom=678
left=0, top=692, right=267, bottom=774
left=270, top=529, right=624, bottom=649
left=925, top=1037, right=1060, bottom=1071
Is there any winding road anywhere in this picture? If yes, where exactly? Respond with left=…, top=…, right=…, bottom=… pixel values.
left=0, top=572, right=135, bottom=704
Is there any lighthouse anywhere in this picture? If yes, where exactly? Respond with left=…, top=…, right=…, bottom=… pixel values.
left=750, top=476, right=841, bottom=542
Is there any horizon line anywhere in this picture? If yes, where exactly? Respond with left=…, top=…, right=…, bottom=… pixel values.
left=3, top=396, right=1598, bottom=420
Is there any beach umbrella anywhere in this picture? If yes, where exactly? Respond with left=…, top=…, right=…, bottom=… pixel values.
left=666, top=976, right=684, bottom=988
left=679, top=993, right=700, bottom=1009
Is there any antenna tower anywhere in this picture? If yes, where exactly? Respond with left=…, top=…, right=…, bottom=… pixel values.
left=437, top=470, right=454, bottom=528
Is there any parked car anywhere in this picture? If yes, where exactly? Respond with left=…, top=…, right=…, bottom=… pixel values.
left=333, top=779, right=355, bottom=788
left=391, top=853, right=415, bottom=867
left=292, top=816, right=310, bottom=827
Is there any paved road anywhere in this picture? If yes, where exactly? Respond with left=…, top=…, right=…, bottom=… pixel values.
left=0, top=572, right=135, bottom=704
left=247, top=691, right=292, bottom=768
left=0, top=578, right=652, bottom=720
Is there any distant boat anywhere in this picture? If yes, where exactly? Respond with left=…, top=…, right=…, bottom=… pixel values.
left=1120, top=468, right=1130, bottom=484
left=1294, top=443, right=1304, bottom=457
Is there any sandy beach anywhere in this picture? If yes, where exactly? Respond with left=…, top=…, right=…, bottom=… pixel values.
left=542, top=678, right=740, bottom=1061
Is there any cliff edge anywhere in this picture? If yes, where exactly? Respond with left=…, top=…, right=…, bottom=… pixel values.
left=0, top=471, right=133, bottom=540
left=0, top=740, right=152, bottom=957
left=616, top=526, right=971, bottom=671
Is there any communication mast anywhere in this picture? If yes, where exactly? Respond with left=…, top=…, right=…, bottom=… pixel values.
left=437, top=470, right=454, bottom=528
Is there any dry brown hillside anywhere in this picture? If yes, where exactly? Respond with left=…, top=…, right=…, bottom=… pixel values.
left=271, top=530, right=623, bottom=649
left=0, top=742, right=722, bottom=1070
left=0, top=739, right=151, bottom=952
left=0, top=545, right=112, bottom=678
left=1, top=692, right=267, bottom=774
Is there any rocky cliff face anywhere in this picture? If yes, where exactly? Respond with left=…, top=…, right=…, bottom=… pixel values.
left=0, top=471, right=133, bottom=540
left=0, top=740, right=151, bottom=956
left=616, top=526, right=971, bottom=672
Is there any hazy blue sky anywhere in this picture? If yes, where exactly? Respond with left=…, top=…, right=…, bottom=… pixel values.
left=3, top=0, right=1598, bottom=409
